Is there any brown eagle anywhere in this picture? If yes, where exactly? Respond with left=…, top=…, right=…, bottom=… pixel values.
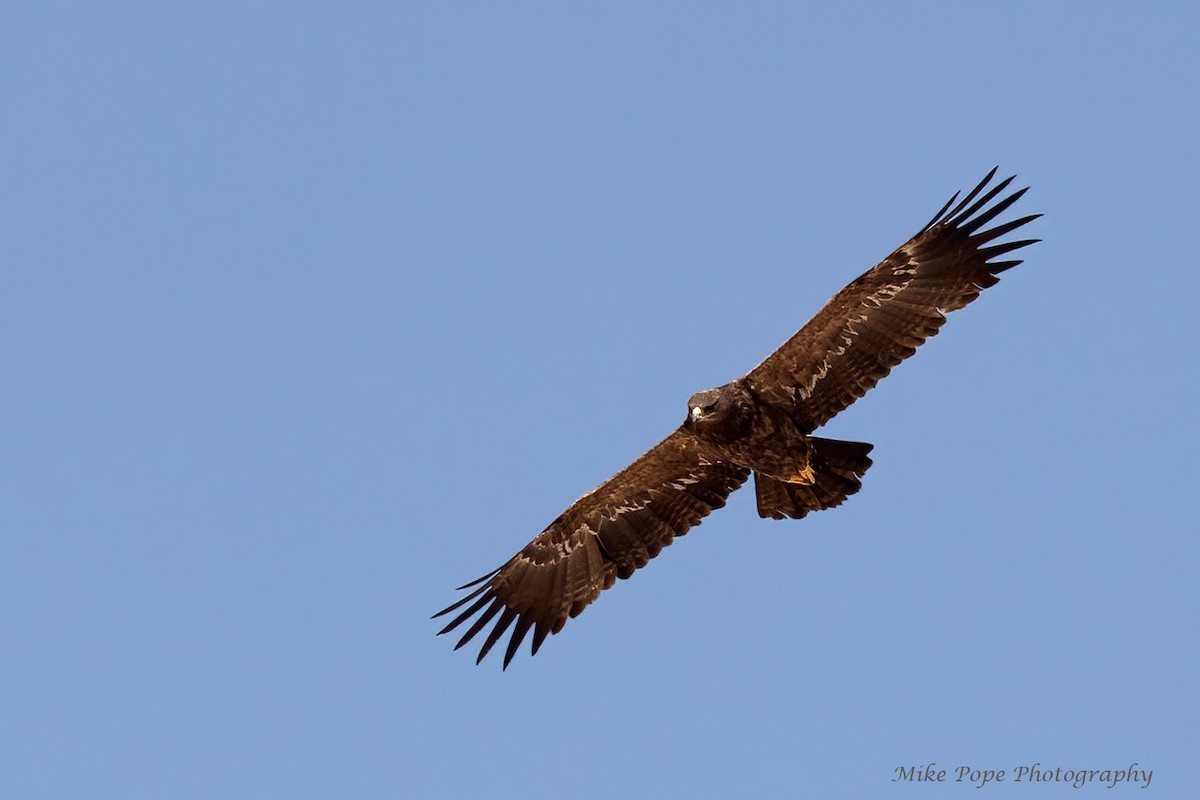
left=435, top=168, right=1039, bottom=668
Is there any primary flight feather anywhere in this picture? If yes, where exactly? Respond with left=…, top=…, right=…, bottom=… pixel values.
left=435, top=168, right=1040, bottom=668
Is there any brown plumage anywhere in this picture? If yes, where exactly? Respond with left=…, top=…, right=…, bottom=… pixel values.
left=435, top=168, right=1040, bottom=668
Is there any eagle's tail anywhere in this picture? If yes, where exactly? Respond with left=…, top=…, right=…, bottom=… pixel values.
left=754, top=437, right=874, bottom=520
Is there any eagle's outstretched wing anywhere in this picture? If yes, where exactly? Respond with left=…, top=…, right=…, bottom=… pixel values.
left=745, top=168, right=1040, bottom=432
left=433, top=430, right=749, bottom=668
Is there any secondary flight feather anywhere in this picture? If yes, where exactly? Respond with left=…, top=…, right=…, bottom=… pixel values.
left=435, top=168, right=1040, bottom=668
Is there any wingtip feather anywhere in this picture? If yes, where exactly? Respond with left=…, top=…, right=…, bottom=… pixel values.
left=503, top=616, right=536, bottom=669
left=455, top=568, right=501, bottom=592
left=475, top=606, right=519, bottom=665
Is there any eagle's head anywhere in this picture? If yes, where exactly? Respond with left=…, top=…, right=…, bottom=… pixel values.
left=684, top=381, right=753, bottom=440
left=686, top=389, right=722, bottom=423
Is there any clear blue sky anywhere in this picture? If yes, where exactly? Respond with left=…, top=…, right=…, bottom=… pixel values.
left=3, top=2, right=1196, bottom=797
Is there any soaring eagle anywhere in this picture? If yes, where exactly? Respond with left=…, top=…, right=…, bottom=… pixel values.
left=435, top=168, right=1039, bottom=668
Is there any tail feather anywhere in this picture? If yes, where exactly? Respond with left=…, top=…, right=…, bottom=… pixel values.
left=754, top=437, right=873, bottom=520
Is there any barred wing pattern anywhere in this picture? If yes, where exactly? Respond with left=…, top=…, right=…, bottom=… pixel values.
left=746, top=168, right=1040, bottom=432
left=434, top=431, right=749, bottom=668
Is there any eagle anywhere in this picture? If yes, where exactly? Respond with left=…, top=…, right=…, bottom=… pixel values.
left=435, top=168, right=1039, bottom=668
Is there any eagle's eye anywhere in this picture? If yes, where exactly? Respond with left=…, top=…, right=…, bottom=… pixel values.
left=690, top=405, right=704, bottom=421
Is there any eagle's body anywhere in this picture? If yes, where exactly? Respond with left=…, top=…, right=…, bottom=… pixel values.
left=685, top=379, right=873, bottom=519
left=435, top=168, right=1040, bottom=668
left=685, top=380, right=803, bottom=476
